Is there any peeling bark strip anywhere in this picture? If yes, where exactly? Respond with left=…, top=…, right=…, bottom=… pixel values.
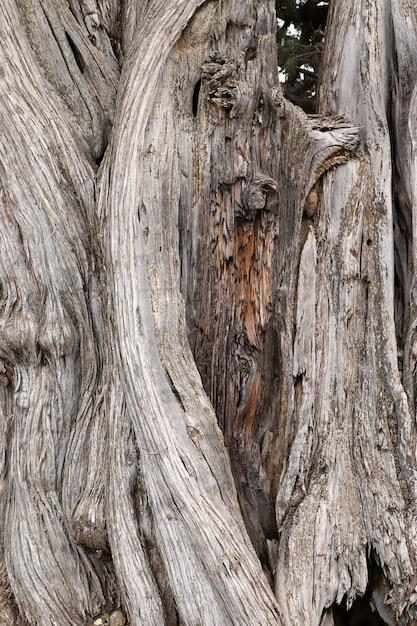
left=1, top=0, right=417, bottom=625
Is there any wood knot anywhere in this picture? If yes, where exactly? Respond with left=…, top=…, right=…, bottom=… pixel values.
left=271, top=87, right=287, bottom=118
left=240, top=175, right=279, bottom=220
left=201, top=50, right=248, bottom=117
left=304, top=189, right=318, bottom=218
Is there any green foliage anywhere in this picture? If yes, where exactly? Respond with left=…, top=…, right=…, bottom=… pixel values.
left=276, top=0, right=329, bottom=112
left=277, top=30, right=301, bottom=83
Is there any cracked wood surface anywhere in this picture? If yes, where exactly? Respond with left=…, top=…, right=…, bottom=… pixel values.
left=1, top=0, right=417, bottom=625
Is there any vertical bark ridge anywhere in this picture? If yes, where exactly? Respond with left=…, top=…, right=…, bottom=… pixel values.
left=0, top=2, right=115, bottom=622
left=66, top=0, right=121, bottom=62
left=14, top=0, right=119, bottom=162
left=106, top=383, right=167, bottom=625
left=274, top=1, right=417, bottom=624
left=99, top=0, right=281, bottom=624
left=390, top=4, right=417, bottom=419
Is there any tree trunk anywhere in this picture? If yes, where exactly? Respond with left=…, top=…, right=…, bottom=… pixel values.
left=1, top=0, right=417, bottom=625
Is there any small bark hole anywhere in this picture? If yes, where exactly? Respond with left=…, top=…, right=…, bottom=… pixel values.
left=95, top=149, right=106, bottom=168
left=192, top=79, right=201, bottom=117
left=65, top=32, right=85, bottom=73
left=245, top=46, right=257, bottom=65
left=332, top=597, right=388, bottom=625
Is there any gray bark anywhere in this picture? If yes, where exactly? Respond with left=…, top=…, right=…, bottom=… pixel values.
left=1, top=1, right=417, bottom=625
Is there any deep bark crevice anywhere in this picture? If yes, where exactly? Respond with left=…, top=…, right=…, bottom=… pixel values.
left=392, top=167, right=411, bottom=353
left=65, top=30, right=85, bottom=72
left=332, top=557, right=395, bottom=626
left=192, top=78, right=201, bottom=116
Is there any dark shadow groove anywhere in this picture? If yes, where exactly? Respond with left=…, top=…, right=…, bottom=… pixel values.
left=332, top=556, right=394, bottom=625
left=65, top=32, right=85, bottom=73
left=192, top=79, right=201, bottom=117
left=392, top=170, right=412, bottom=352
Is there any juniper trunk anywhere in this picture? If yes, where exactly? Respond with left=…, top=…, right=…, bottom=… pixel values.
left=1, top=0, right=417, bottom=625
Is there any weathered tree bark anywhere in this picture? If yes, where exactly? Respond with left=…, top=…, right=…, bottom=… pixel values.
left=1, top=0, right=417, bottom=625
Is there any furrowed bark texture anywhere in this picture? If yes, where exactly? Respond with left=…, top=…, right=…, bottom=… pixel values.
left=2, top=0, right=417, bottom=625
left=1, top=0, right=280, bottom=624
left=271, top=2, right=417, bottom=625
left=99, top=0, right=280, bottom=624
left=183, top=1, right=417, bottom=625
